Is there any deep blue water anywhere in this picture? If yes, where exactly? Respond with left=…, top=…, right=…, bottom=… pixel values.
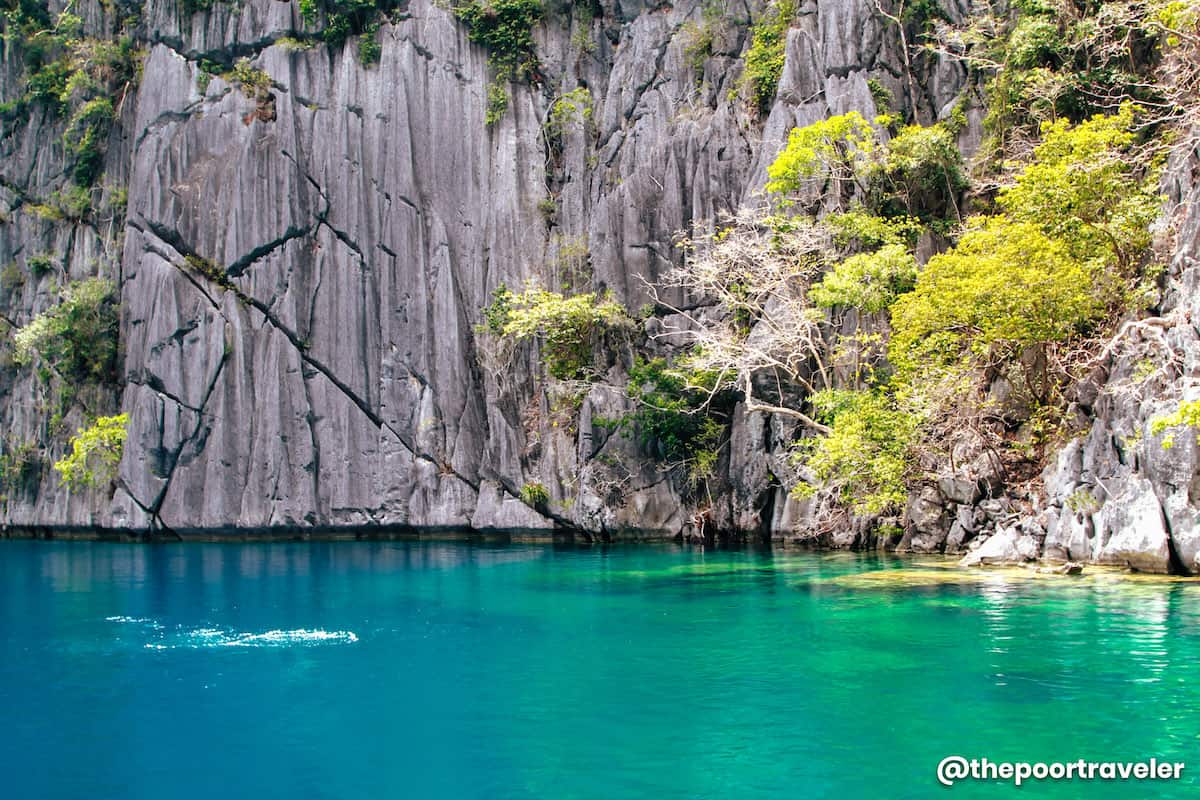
left=2, top=540, right=1199, bottom=799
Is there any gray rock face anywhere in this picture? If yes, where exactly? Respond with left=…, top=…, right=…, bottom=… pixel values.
left=5, top=0, right=966, bottom=537
left=4, top=0, right=1197, bottom=573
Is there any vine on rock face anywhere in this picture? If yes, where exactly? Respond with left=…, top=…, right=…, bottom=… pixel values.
left=452, top=0, right=546, bottom=127
left=742, top=0, right=798, bottom=116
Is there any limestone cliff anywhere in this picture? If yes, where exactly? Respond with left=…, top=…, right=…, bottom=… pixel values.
left=1, top=0, right=1197, bottom=573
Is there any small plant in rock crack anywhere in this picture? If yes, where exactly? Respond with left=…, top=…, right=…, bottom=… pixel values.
left=519, top=481, right=550, bottom=508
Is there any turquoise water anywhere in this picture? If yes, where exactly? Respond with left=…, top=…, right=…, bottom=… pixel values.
left=2, top=540, right=1199, bottom=799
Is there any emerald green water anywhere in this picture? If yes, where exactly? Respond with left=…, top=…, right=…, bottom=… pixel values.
left=1, top=540, right=1197, bottom=798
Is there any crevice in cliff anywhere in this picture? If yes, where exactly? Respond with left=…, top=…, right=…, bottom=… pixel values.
left=152, top=31, right=302, bottom=69
left=113, top=482, right=181, bottom=540
left=299, top=371, right=324, bottom=518
left=134, top=105, right=210, bottom=151
left=146, top=341, right=229, bottom=523
left=226, top=223, right=313, bottom=278
left=139, top=217, right=490, bottom=499
left=1159, top=496, right=1190, bottom=575
left=130, top=218, right=223, bottom=310
left=126, top=372, right=204, bottom=414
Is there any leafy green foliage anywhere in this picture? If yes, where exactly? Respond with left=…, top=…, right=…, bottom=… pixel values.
left=54, top=414, right=128, bottom=491
left=869, top=122, right=967, bottom=221
left=809, top=243, right=917, bottom=313
left=481, top=284, right=514, bottom=334
left=27, top=254, right=54, bottom=278
left=13, top=278, right=120, bottom=385
left=997, top=104, right=1160, bottom=277
left=890, top=217, right=1099, bottom=371
left=765, top=111, right=876, bottom=196
left=482, top=284, right=630, bottom=380
left=62, top=96, right=113, bottom=185
left=1, top=10, right=141, bottom=186
left=1, top=262, right=24, bottom=293
left=485, top=82, right=509, bottom=127
left=680, top=2, right=724, bottom=77
left=767, top=113, right=966, bottom=221
left=519, top=481, right=550, bottom=507
left=454, top=0, right=544, bottom=78
left=231, top=58, right=272, bottom=98
left=963, top=0, right=1186, bottom=162
left=866, top=78, right=894, bottom=114
left=0, top=440, right=41, bottom=500
left=1151, top=400, right=1200, bottom=449
left=742, top=0, right=797, bottom=115
left=453, top=0, right=544, bottom=127
left=825, top=208, right=921, bottom=250
left=546, top=87, right=592, bottom=137
left=623, top=357, right=729, bottom=473
left=794, top=390, right=915, bottom=515
left=358, top=21, right=382, bottom=66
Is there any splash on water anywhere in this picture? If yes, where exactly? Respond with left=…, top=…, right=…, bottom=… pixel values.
left=105, top=616, right=357, bottom=649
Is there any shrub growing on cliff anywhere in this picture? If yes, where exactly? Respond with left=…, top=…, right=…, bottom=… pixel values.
left=996, top=104, right=1161, bottom=281
left=1, top=10, right=142, bottom=185
left=453, top=0, right=544, bottom=78
left=300, top=0, right=398, bottom=48
left=13, top=278, right=120, bottom=385
left=870, top=122, right=967, bottom=221
left=454, top=0, right=545, bottom=124
left=519, top=481, right=549, bottom=507
left=889, top=218, right=1101, bottom=373
left=808, top=243, right=917, bottom=314
left=482, top=284, right=631, bottom=380
left=54, top=414, right=128, bottom=491
left=742, top=0, right=797, bottom=115
left=793, top=389, right=915, bottom=515
left=767, top=113, right=966, bottom=221
left=622, top=357, right=731, bottom=475
left=0, top=440, right=42, bottom=500
left=1151, top=400, right=1200, bottom=449
left=766, top=111, right=877, bottom=204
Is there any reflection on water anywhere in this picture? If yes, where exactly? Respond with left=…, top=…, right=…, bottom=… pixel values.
left=2, top=540, right=1199, bottom=800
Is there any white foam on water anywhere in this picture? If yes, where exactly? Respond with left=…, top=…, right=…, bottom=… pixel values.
left=112, top=615, right=358, bottom=649
left=143, top=626, right=359, bottom=650
left=215, top=629, right=360, bottom=647
left=106, top=616, right=165, bottom=630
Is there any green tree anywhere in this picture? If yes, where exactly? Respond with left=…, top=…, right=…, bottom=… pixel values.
left=766, top=111, right=876, bottom=203
left=889, top=218, right=1100, bottom=372
left=742, top=0, right=798, bottom=115
left=997, top=104, right=1161, bottom=277
left=484, top=285, right=630, bottom=380
left=809, top=243, right=917, bottom=314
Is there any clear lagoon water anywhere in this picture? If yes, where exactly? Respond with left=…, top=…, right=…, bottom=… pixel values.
left=2, top=539, right=1199, bottom=799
